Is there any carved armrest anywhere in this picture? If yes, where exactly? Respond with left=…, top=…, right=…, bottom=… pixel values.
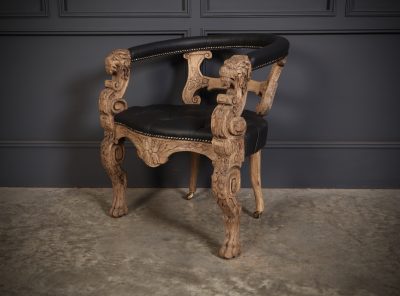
left=99, top=49, right=131, bottom=137
left=211, top=55, right=252, bottom=165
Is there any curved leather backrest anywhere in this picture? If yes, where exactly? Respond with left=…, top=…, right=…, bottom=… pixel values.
left=129, top=33, right=289, bottom=69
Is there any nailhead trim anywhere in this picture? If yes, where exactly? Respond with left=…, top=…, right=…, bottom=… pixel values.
left=115, top=122, right=212, bottom=143
left=131, top=45, right=286, bottom=70
left=131, top=45, right=262, bottom=62
left=252, top=56, right=286, bottom=70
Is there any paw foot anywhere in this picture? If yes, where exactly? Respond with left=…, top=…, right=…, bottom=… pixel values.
left=109, top=205, right=128, bottom=218
left=218, top=242, right=241, bottom=259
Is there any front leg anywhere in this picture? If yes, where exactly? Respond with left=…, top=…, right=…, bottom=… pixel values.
left=101, top=137, right=128, bottom=217
left=212, top=165, right=242, bottom=259
left=98, top=49, right=131, bottom=218
left=210, top=54, right=251, bottom=258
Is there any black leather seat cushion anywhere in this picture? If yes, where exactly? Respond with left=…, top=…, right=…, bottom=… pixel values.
left=114, top=104, right=268, bottom=156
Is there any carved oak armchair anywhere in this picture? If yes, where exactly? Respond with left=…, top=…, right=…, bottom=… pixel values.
left=99, top=34, right=289, bottom=259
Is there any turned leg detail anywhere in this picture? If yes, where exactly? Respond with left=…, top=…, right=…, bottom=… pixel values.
left=212, top=166, right=242, bottom=259
left=100, top=137, right=128, bottom=218
left=249, top=151, right=264, bottom=218
left=186, top=152, right=200, bottom=200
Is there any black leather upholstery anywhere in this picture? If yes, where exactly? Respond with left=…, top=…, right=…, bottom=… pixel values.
left=114, top=104, right=268, bottom=156
left=129, top=33, right=289, bottom=69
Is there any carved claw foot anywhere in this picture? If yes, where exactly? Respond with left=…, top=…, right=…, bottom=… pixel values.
left=212, top=168, right=243, bottom=259
left=109, top=200, right=128, bottom=218
left=185, top=192, right=195, bottom=200
left=215, top=197, right=242, bottom=259
left=108, top=176, right=128, bottom=218
left=253, top=211, right=263, bottom=219
left=219, top=238, right=241, bottom=259
left=218, top=214, right=241, bottom=259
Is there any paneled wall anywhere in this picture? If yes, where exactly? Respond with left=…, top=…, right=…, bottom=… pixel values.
left=0, top=0, right=399, bottom=188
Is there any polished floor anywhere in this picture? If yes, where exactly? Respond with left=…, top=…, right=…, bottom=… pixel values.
left=0, top=188, right=399, bottom=296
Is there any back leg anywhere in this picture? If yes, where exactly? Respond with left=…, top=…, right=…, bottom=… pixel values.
left=249, top=150, right=264, bottom=218
left=186, top=152, right=199, bottom=200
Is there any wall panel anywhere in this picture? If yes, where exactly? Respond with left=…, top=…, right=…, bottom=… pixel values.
left=0, top=0, right=399, bottom=188
left=201, top=0, right=335, bottom=17
left=346, top=0, right=400, bottom=16
left=0, top=31, right=187, bottom=141
left=0, top=0, right=47, bottom=17
left=59, top=0, right=190, bottom=17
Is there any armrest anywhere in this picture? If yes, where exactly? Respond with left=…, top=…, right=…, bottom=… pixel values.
left=211, top=55, right=251, bottom=164
left=210, top=54, right=251, bottom=222
left=99, top=49, right=131, bottom=137
left=255, top=58, right=286, bottom=115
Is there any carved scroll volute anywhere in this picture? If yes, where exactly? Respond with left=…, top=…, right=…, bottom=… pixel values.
left=256, top=58, right=286, bottom=116
left=182, top=51, right=212, bottom=104
left=99, top=49, right=131, bottom=139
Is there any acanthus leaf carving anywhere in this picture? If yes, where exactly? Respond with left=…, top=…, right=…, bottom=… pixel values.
left=135, top=136, right=179, bottom=167
left=114, top=125, right=216, bottom=168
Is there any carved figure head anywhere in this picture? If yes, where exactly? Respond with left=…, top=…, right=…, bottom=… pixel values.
left=105, top=49, right=131, bottom=75
left=219, top=55, right=251, bottom=88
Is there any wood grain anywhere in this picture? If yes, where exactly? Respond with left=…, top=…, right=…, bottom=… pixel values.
left=99, top=49, right=131, bottom=218
left=250, top=150, right=264, bottom=218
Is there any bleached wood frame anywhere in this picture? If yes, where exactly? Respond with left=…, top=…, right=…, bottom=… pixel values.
left=99, top=48, right=286, bottom=259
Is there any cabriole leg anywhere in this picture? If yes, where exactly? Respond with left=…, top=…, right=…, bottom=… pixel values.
left=212, top=165, right=242, bottom=259
left=249, top=150, right=264, bottom=218
left=101, top=137, right=128, bottom=218
left=186, top=152, right=199, bottom=200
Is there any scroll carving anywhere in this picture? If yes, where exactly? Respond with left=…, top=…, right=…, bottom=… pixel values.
left=99, top=49, right=131, bottom=218
left=99, top=49, right=131, bottom=138
left=182, top=51, right=212, bottom=104
left=115, top=125, right=216, bottom=168
left=211, top=55, right=251, bottom=259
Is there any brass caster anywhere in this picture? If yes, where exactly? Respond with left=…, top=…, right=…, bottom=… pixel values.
left=253, top=211, right=263, bottom=219
left=185, top=192, right=195, bottom=200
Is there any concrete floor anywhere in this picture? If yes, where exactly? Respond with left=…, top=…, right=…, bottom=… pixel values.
left=0, top=188, right=399, bottom=296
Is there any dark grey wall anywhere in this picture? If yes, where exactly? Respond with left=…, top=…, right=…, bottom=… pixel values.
left=0, top=0, right=399, bottom=188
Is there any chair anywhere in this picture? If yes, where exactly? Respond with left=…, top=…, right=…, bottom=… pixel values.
left=99, top=34, right=289, bottom=259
